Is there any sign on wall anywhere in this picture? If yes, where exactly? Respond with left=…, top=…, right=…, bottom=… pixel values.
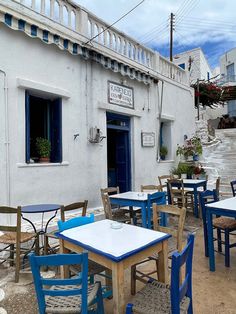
left=108, top=81, right=134, bottom=108
left=141, top=132, right=155, bottom=147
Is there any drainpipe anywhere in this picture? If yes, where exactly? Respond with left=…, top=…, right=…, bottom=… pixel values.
left=156, top=80, right=164, bottom=162
left=0, top=69, right=10, bottom=205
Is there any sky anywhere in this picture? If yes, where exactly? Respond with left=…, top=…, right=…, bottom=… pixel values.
left=74, top=0, right=236, bottom=70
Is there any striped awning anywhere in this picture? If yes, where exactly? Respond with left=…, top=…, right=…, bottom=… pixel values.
left=0, top=12, right=153, bottom=85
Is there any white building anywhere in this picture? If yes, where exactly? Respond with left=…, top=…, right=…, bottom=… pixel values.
left=173, top=47, right=212, bottom=84
left=220, top=47, right=236, bottom=117
left=0, top=0, right=195, bottom=222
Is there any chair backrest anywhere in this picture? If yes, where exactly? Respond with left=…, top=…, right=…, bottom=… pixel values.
left=141, top=185, right=161, bottom=193
left=100, top=188, right=113, bottom=219
left=199, top=189, right=218, bottom=221
left=158, top=175, right=173, bottom=191
left=170, top=233, right=195, bottom=313
left=0, top=206, right=22, bottom=245
left=58, top=214, right=94, bottom=232
left=167, top=179, right=186, bottom=207
left=230, top=179, right=236, bottom=197
left=153, top=203, right=186, bottom=252
left=215, top=177, right=220, bottom=198
left=29, top=252, right=89, bottom=314
left=60, top=201, right=88, bottom=222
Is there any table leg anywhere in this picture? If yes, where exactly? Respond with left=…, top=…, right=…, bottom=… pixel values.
left=141, top=203, right=147, bottom=228
left=112, top=261, right=125, bottom=314
left=206, top=210, right=215, bottom=271
left=193, top=187, right=199, bottom=217
left=59, top=239, right=70, bottom=278
left=157, top=240, right=168, bottom=283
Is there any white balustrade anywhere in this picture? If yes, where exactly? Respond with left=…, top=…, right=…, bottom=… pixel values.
left=16, top=0, right=189, bottom=85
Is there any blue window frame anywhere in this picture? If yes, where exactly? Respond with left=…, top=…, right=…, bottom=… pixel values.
left=25, top=91, right=62, bottom=163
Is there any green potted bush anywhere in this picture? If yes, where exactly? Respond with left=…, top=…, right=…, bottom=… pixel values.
left=35, top=137, right=51, bottom=163
left=160, top=146, right=168, bottom=160
left=177, top=163, right=189, bottom=179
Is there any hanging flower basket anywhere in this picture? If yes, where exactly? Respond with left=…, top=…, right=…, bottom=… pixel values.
left=191, top=82, right=225, bottom=108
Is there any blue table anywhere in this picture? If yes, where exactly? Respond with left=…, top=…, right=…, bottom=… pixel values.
left=206, top=197, right=236, bottom=271
left=109, top=191, right=166, bottom=228
left=22, top=204, right=61, bottom=233
left=168, top=179, right=207, bottom=217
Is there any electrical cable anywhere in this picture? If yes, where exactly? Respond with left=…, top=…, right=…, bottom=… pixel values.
left=84, top=0, right=145, bottom=45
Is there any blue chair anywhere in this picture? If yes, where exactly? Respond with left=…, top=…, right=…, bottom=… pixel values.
left=58, top=214, right=112, bottom=299
left=29, top=252, right=104, bottom=314
left=199, top=189, right=236, bottom=267
left=126, top=234, right=195, bottom=314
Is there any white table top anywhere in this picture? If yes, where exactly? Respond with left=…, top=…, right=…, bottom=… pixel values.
left=182, top=179, right=206, bottom=184
left=110, top=191, right=150, bottom=201
left=206, top=197, right=236, bottom=211
left=58, top=219, right=170, bottom=262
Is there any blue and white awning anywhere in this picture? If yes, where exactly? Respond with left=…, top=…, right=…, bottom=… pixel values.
left=0, top=12, right=153, bottom=85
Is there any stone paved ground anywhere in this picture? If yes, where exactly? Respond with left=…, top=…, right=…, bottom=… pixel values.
left=0, top=215, right=236, bottom=313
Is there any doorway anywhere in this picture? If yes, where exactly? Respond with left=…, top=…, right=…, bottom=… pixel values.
left=106, top=113, right=131, bottom=193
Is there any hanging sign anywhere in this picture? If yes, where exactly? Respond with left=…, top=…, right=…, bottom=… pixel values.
left=108, top=81, right=134, bottom=108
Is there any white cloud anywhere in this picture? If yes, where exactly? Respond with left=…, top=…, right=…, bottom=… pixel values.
left=74, top=0, right=236, bottom=66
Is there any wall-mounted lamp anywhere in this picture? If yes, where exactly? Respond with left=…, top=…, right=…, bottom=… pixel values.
left=74, top=133, right=80, bottom=140
left=89, top=127, right=106, bottom=144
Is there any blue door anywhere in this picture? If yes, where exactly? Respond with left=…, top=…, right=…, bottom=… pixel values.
left=107, top=113, right=131, bottom=192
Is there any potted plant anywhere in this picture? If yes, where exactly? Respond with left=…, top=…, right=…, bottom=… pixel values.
left=35, top=137, right=51, bottom=163
left=176, top=136, right=203, bottom=161
left=160, top=146, right=168, bottom=160
left=170, top=167, right=180, bottom=178
left=177, top=163, right=189, bottom=179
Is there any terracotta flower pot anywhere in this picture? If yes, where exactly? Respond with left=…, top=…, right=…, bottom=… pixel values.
left=39, top=157, right=50, bottom=163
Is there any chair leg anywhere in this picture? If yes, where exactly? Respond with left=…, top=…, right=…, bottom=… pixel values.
left=155, top=259, right=159, bottom=280
left=126, top=303, right=133, bottom=314
left=96, top=282, right=104, bottom=314
left=44, top=234, right=49, bottom=255
left=9, top=244, right=14, bottom=266
left=15, top=244, right=20, bottom=283
left=35, top=233, right=40, bottom=256
left=131, top=265, right=136, bottom=295
left=225, top=229, right=230, bottom=267
left=217, top=228, right=222, bottom=252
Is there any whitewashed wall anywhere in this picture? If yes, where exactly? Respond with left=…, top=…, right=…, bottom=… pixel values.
left=0, top=25, right=195, bottom=222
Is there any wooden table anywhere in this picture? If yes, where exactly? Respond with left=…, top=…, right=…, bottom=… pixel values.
left=206, top=197, right=236, bottom=271
left=58, top=219, right=170, bottom=314
left=167, top=179, right=207, bottom=217
left=109, top=191, right=166, bottom=228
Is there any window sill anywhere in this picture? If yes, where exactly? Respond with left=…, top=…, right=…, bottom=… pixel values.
left=17, top=161, right=69, bottom=168
left=159, top=159, right=174, bottom=163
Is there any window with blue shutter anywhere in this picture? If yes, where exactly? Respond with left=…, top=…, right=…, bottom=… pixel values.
left=25, top=91, right=62, bottom=163
left=178, top=63, right=185, bottom=70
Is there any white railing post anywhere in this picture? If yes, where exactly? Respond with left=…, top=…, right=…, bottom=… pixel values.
left=78, top=9, right=88, bottom=36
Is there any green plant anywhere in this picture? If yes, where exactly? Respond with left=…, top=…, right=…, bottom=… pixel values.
left=176, top=136, right=202, bottom=159
left=35, top=137, right=51, bottom=158
left=160, top=146, right=168, bottom=156
left=177, top=163, right=189, bottom=174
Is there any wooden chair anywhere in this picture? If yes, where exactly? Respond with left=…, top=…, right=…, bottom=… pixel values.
left=130, top=203, right=186, bottom=295
left=158, top=175, right=173, bottom=192
left=141, top=184, right=161, bottom=193
left=100, top=189, right=131, bottom=223
left=0, top=206, right=39, bottom=283
left=44, top=201, right=88, bottom=255
left=127, top=234, right=195, bottom=314
left=29, top=252, right=104, bottom=314
left=168, top=178, right=194, bottom=211
left=230, top=179, right=236, bottom=196
left=199, top=190, right=236, bottom=267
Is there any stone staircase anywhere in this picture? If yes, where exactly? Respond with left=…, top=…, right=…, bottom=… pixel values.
left=201, top=128, right=236, bottom=198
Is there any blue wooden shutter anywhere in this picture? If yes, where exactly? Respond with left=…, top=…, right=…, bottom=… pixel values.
left=25, top=91, right=30, bottom=163
left=50, top=98, right=62, bottom=162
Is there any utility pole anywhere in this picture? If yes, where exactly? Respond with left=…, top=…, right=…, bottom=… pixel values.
left=170, top=13, right=175, bottom=62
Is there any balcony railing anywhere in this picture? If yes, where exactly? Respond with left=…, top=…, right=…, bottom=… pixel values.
left=12, top=0, right=189, bottom=85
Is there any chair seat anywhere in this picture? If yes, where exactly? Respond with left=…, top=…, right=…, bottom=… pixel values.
left=45, top=283, right=99, bottom=313
left=70, top=259, right=107, bottom=276
left=132, top=281, right=190, bottom=314
left=213, top=217, right=236, bottom=229
left=0, top=231, right=36, bottom=244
